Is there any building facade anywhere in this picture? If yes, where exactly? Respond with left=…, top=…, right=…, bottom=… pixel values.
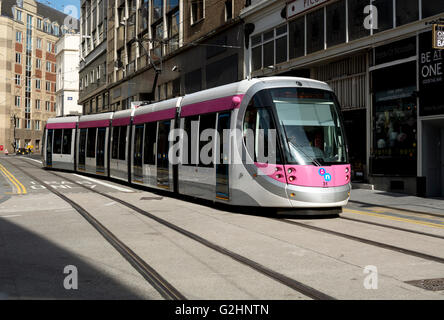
left=241, top=0, right=444, bottom=197
left=79, top=0, right=109, bottom=115
left=79, top=0, right=244, bottom=114
left=0, top=0, right=77, bottom=154
left=56, top=33, right=82, bottom=116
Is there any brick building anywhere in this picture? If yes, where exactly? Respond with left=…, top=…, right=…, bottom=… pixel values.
left=0, top=0, right=77, bottom=154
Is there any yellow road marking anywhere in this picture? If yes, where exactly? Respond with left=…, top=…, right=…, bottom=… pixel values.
left=0, top=163, right=27, bottom=194
left=343, top=208, right=444, bottom=230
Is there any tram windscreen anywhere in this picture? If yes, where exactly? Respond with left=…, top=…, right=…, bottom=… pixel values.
left=271, top=88, right=348, bottom=165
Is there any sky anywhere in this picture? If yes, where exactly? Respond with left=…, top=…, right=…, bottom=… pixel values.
left=36, top=0, right=81, bottom=19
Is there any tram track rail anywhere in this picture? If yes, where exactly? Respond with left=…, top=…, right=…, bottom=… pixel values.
left=278, top=218, right=444, bottom=264
left=10, top=157, right=335, bottom=300
left=2, top=158, right=185, bottom=300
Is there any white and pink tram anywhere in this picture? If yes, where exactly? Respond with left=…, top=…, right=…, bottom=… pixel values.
left=43, top=77, right=351, bottom=213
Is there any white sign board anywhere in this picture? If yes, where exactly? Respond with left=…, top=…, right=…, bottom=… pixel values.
left=287, top=0, right=329, bottom=19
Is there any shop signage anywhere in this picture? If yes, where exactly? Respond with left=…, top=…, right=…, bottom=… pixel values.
left=287, top=0, right=329, bottom=19
left=433, top=24, right=444, bottom=50
left=374, top=37, right=416, bottom=65
left=419, top=31, right=444, bottom=116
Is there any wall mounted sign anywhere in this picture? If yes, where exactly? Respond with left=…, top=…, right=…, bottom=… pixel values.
left=419, top=31, right=444, bottom=116
left=286, top=0, right=329, bottom=19
left=433, top=24, right=444, bottom=50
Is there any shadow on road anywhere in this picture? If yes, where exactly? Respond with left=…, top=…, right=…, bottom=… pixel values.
left=0, top=217, right=152, bottom=300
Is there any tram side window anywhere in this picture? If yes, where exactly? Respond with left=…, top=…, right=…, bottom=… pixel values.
left=62, top=129, right=72, bottom=154
left=183, top=116, right=199, bottom=166
left=198, top=113, right=216, bottom=167
left=144, top=122, right=157, bottom=165
left=53, top=129, right=62, bottom=154
left=87, top=128, right=97, bottom=158
left=111, top=127, right=119, bottom=159
left=118, top=126, right=127, bottom=160
left=243, top=102, right=279, bottom=164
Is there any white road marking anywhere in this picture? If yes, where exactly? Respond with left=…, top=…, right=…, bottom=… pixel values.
left=21, top=157, right=42, bottom=164
left=73, top=174, right=133, bottom=193
left=0, top=215, right=22, bottom=218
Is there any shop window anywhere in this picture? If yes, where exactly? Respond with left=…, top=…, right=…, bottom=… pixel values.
left=289, top=17, right=305, bottom=59
left=372, top=0, right=393, bottom=34
left=87, top=128, right=97, bottom=158
left=348, top=0, right=370, bottom=41
left=327, top=0, right=346, bottom=48
left=371, top=62, right=417, bottom=176
left=306, top=9, right=324, bottom=54
left=144, top=122, right=157, bottom=165
left=396, top=0, right=419, bottom=27
left=422, top=0, right=444, bottom=18
left=62, top=129, right=72, bottom=155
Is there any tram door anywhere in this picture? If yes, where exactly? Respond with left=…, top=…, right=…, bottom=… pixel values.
left=96, top=127, right=106, bottom=174
left=216, top=112, right=230, bottom=200
left=78, top=128, right=87, bottom=170
left=46, top=129, right=53, bottom=167
left=133, top=125, right=144, bottom=183
left=157, top=120, right=171, bottom=189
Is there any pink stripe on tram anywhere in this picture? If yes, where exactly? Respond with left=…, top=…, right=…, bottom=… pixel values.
left=112, top=117, right=131, bottom=127
left=181, top=95, right=245, bottom=117
left=134, top=108, right=176, bottom=125
left=46, top=122, right=77, bottom=129
left=79, top=119, right=110, bottom=128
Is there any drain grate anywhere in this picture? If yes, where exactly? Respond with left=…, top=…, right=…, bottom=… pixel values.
left=140, top=196, right=163, bottom=201
left=405, top=278, right=444, bottom=291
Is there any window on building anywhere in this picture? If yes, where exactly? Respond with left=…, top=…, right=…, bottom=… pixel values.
left=225, top=0, right=233, bottom=21
left=372, top=0, right=393, bottom=34
left=348, top=0, right=370, bottom=41
left=251, top=34, right=262, bottom=71
left=46, top=101, right=50, bottom=111
left=306, top=8, right=324, bottom=54
left=15, top=96, right=20, bottom=107
left=326, top=0, right=346, bottom=48
left=167, top=9, right=179, bottom=54
left=16, top=31, right=22, bottom=43
left=36, top=58, right=41, bottom=69
left=36, top=38, right=42, bottom=49
left=275, top=25, right=287, bottom=64
left=396, top=0, right=419, bottom=27
left=46, top=81, right=51, bottom=91
left=37, top=18, right=42, bottom=29
left=47, top=41, right=52, bottom=52
left=153, top=0, right=163, bottom=21
left=44, top=20, right=50, bottom=33
left=36, top=79, right=41, bottom=89
left=16, top=10, right=22, bottom=22
left=15, top=74, right=21, bottom=85
left=191, top=0, right=204, bottom=25
left=422, top=0, right=444, bottom=18
left=16, top=53, right=21, bottom=64
left=263, top=30, right=274, bottom=68
left=289, top=16, right=305, bottom=59
left=36, top=99, right=41, bottom=110
left=35, top=120, right=40, bottom=131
